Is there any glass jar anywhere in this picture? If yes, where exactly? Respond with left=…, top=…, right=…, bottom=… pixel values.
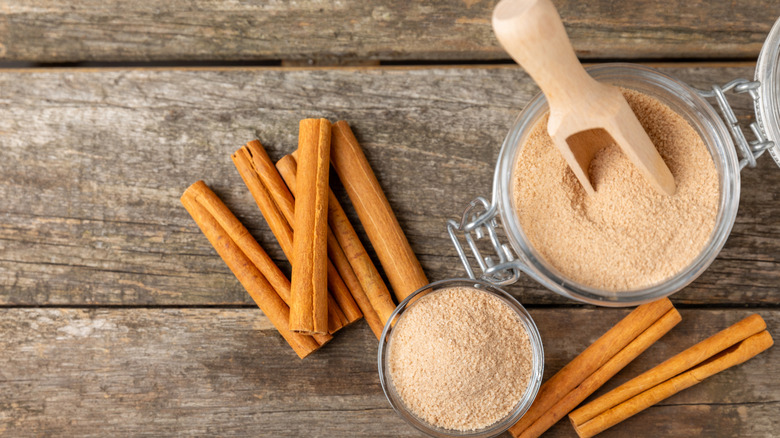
left=377, top=278, right=544, bottom=438
left=448, top=18, right=780, bottom=307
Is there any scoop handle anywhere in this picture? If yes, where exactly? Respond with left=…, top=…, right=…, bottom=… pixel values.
left=492, top=0, right=599, bottom=108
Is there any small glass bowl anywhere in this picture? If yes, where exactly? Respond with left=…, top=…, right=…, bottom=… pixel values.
left=377, top=278, right=544, bottom=438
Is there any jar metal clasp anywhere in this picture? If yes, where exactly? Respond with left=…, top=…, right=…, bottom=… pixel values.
left=447, top=197, right=522, bottom=285
left=696, top=79, right=775, bottom=169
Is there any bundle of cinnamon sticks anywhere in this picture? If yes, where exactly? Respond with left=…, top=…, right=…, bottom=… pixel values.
left=568, top=313, right=773, bottom=437
left=507, top=297, right=773, bottom=438
left=181, top=119, right=428, bottom=358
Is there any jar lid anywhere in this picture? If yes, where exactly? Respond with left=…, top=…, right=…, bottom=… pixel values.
left=755, top=16, right=780, bottom=167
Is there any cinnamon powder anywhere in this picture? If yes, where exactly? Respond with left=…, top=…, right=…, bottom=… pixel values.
left=387, top=287, right=533, bottom=431
left=512, top=89, right=720, bottom=291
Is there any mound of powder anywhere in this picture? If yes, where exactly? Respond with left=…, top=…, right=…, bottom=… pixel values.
left=387, top=287, right=532, bottom=431
left=512, top=89, right=719, bottom=291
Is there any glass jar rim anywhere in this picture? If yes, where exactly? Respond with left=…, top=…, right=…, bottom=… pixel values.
left=377, top=278, right=544, bottom=438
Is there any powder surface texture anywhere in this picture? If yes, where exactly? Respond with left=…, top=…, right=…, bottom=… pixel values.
left=512, top=89, right=720, bottom=291
left=387, top=286, right=532, bottom=431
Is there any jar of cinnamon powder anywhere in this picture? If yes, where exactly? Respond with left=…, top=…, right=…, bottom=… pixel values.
left=448, top=17, right=780, bottom=307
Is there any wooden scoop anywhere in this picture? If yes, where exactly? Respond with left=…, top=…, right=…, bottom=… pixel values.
left=492, top=0, right=675, bottom=196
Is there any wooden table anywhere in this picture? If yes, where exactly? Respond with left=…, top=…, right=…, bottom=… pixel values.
left=1, top=1, right=779, bottom=436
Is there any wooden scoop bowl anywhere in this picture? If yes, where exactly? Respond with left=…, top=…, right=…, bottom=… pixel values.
left=492, top=0, right=676, bottom=196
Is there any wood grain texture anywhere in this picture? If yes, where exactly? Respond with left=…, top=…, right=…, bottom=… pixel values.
left=0, top=1, right=779, bottom=63
left=0, top=65, right=777, bottom=306
left=0, top=308, right=776, bottom=437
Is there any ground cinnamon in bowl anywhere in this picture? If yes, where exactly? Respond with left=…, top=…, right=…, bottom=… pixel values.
left=386, top=286, right=534, bottom=432
left=512, top=89, right=720, bottom=291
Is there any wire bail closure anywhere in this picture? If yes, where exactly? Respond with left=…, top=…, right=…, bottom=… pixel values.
left=447, top=197, right=521, bottom=285
left=697, top=79, right=775, bottom=170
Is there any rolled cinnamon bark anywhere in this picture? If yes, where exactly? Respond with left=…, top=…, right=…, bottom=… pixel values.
left=277, top=154, right=386, bottom=339
left=190, top=179, right=292, bottom=297
left=185, top=180, right=332, bottom=346
left=284, top=152, right=397, bottom=326
left=508, top=298, right=674, bottom=436
left=231, top=144, right=348, bottom=334
left=245, top=140, right=363, bottom=324
left=181, top=181, right=330, bottom=358
left=570, top=313, right=768, bottom=428
left=571, top=330, right=773, bottom=438
left=330, top=121, right=428, bottom=302
left=324, top=231, right=383, bottom=339
left=512, top=308, right=681, bottom=438
left=288, top=118, right=332, bottom=334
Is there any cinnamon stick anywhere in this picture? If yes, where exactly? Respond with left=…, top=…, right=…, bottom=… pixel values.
left=191, top=179, right=292, bottom=297
left=570, top=313, right=768, bottom=428
left=181, top=181, right=330, bottom=359
left=286, top=151, right=396, bottom=326
left=326, top=231, right=383, bottom=339
left=512, top=308, right=681, bottom=438
left=231, top=144, right=348, bottom=334
left=571, top=330, right=773, bottom=438
left=277, top=154, right=386, bottom=339
left=288, top=118, right=332, bottom=334
left=184, top=180, right=331, bottom=346
left=330, top=121, right=428, bottom=301
left=242, top=140, right=362, bottom=324
left=508, top=298, right=674, bottom=436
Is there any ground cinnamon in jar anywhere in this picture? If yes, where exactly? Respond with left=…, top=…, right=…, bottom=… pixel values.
left=387, top=286, right=533, bottom=431
left=512, top=89, right=720, bottom=291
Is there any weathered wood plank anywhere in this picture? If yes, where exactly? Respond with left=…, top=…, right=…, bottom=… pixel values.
left=0, top=1, right=778, bottom=63
left=0, top=65, right=777, bottom=306
left=0, top=308, right=776, bottom=437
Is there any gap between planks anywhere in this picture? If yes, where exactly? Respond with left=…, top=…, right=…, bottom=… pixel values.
left=0, top=60, right=758, bottom=74
left=2, top=304, right=779, bottom=310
